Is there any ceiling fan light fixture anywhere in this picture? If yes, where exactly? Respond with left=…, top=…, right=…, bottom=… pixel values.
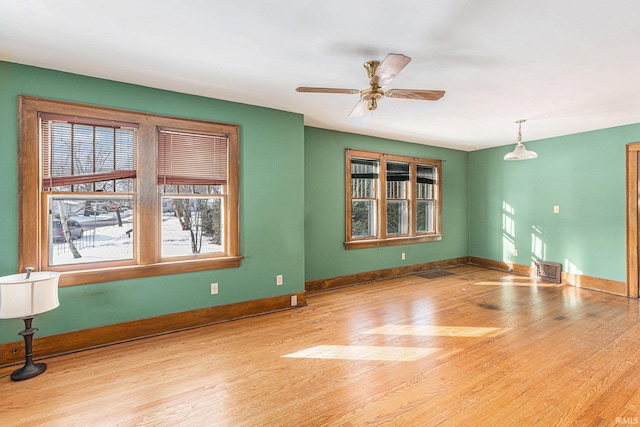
left=504, top=119, right=537, bottom=161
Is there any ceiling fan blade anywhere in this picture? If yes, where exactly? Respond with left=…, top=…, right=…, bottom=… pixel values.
left=349, top=99, right=371, bottom=117
left=372, top=53, right=411, bottom=87
left=385, top=89, right=445, bottom=101
left=296, top=87, right=359, bottom=94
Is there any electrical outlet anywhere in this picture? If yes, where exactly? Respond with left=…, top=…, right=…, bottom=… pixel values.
left=513, top=249, right=518, bottom=257
left=210, top=283, right=218, bottom=295
left=401, top=252, right=406, bottom=260
left=554, top=205, right=560, bottom=213
left=291, top=295, right=297, bottom=306
left=276, top=275, right=283, bottom=286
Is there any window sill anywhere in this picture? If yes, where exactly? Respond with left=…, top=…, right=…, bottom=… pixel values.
left=57, top=256, right=244, bottom=287
left=344, top=235, right=443, bottom=250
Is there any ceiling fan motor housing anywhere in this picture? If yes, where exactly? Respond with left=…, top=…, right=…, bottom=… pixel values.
left=360, top=87, right=384, bottom=111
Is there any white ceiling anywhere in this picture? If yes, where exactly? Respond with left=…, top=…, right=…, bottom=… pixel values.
left=2, top=0, right=640, bottom=151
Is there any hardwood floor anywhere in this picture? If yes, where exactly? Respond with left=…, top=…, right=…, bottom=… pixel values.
left=2, top=265, right=640, bottom=426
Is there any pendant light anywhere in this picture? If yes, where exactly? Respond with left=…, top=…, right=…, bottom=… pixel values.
left=504, top=119, right=537, bottom=161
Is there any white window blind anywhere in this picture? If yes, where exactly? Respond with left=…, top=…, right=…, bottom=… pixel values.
left=40, top=114, right=138, bottom=191
left=157, top=129, right=228, bottom=186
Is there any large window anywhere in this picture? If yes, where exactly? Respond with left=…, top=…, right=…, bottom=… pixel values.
left=345, top=149, right=442, bottom=249
left=18, top=96, right=241, bottom=286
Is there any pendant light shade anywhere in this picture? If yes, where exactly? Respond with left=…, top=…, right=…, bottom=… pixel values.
left=504, top=120, right=537, bottom=161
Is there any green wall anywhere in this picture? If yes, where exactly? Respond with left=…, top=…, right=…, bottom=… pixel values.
left=0, top=62, right=305, bottom=342
left=469, top=124, right=640, bottom=283
left=304, top=127, right=469, bottom=281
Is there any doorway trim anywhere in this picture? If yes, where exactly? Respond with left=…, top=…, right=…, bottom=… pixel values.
left=626, top=142, right=640, bottom=298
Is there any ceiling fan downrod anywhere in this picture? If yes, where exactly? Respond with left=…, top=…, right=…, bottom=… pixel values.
left=364, top=60, right=380, bottom=82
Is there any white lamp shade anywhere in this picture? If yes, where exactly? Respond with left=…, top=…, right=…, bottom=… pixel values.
left=0, top=272, right=60, bottom=319
left=504, top=142, right=537, bottom=161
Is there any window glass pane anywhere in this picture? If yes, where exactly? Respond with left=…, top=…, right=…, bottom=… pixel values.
left=351, top=158, right=378, bottom=199
left=72, top=125, right=93, bottom=189
left=386, top=161, right=409, bottom=182
left=352, top=178, right=376, bottom=199
left=416, top=164, right=435, bottom=233
left=387, top=200, right=408, bottom=235
left=48, top=195, right=134, bottom=266
left=417, top=200, right=435, bottom=232
left=114, top=178, right=135, bottom=193
left=162, top=184, right=179, bottom=194
left=416, top=182, right=434, bottom=199
left=417, top=165, right=436, bottom=184
left=50, top=122, right=72, bottom=178
left=50, top=184, right=73, bottom=192
left=160, top=184, right=225, bottom=195
left=387, top=180, right=407, bottom=199
left=91, top=178, right=135, bottom=193
left=350, top=157, right=378, bottom=239
left=351, top=158, right=378, bottom=178
left=351, top=200, right=376, bottom=238
left=416, top=165, right=436, bottom=199
left=162, top=197, right=223, bottom=257
left=115, top=128, right=136, bottom=171
left=94, top=126, right=115, bottom=174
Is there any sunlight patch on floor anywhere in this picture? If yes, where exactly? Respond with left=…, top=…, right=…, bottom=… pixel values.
left=363, top=325, right=504, bottom=337
left=282, top=345, right=439, bottom=362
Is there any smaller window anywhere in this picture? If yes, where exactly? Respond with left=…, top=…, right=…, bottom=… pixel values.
left=345, top=149, right=442, bottom=249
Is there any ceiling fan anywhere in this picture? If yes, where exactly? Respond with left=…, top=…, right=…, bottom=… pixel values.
left=296, top=53, right=445, bottom=117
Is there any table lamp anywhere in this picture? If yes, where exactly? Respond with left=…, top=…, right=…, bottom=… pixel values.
left=0, top=268, right=60, bottom=381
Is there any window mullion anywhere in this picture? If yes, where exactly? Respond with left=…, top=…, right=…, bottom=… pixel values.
left=379, top=160, right=388, bottom=240
left=137, top=123, right=159, bottom=264
left=410, top=160, right=417, bottom=237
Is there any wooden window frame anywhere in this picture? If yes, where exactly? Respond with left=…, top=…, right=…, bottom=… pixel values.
left=18, top=96, right=242, bottom=287
left=345, top=148, right=442, bottom=250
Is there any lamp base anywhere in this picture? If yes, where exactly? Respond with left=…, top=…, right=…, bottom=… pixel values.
left=10, top=316, right=48, bottom=381
left=10, top=361, right=47, bottom=381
